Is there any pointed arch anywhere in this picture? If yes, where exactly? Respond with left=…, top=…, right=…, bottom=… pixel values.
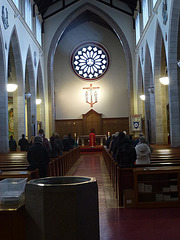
left=8, top=26, right=24, bottom=142
left=47, top=2, right=134, bottom=135
left=0, top=25, right=9, bottom=152
left=154, top=20, right=168, bottom=144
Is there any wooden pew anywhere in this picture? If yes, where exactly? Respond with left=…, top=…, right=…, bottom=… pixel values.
left=102, top=145, right=180, bottom=207
left=0, top=148, right=81, bottom=240
left=0, top=169, right=39, bottom=181
left=117, top=167, right=134, bottom=206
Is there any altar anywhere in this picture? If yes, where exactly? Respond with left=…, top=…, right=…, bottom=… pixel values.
left=77, top=135, right=107, bottom=146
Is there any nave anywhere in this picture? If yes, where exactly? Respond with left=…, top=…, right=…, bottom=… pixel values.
left=68, top=153, right=180, bottom=240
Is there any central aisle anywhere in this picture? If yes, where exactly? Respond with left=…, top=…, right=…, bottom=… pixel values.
left=67, top=153, right=180, bottom=240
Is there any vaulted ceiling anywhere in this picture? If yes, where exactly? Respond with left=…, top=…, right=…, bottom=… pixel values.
left=33, top=0, right=138, bottom=21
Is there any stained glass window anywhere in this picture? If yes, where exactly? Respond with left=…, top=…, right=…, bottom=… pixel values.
left=71, top=42, right=109, bottom=80
left=142, top=0, right=149, bottom=29
left=36, top=16, right=42, bottom=45
left=135, top=13, right=140, bottom=44
left=25, top=0, right=32, bottom=30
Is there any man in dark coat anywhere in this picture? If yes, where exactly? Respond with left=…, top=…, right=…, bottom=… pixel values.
left=27, top=136, right=50, bottom=177
left=18, top=134, right=29, bottom=151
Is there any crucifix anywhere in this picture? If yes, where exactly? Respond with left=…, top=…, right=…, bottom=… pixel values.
left=83, top=84, right=100, bottom=107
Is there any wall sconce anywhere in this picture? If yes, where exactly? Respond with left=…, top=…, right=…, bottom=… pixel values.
left=7, top=84, right=18, bottom=92
left=159, top=77, right=169, bottom=85
left=25, top=92, right=31, bottom=99
left=140, top=95, right=145, bottom=101
left=36, top=99, right=42, bottom=105
left=177, top=60, right=180, bottom=68
left=148, top=87, right=154, bottom=94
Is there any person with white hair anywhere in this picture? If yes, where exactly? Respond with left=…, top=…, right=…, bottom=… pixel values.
left=135, top=136, right=151, bottom=164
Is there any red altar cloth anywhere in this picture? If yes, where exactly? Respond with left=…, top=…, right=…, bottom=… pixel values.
left=89, top=133, right=96, bottom=147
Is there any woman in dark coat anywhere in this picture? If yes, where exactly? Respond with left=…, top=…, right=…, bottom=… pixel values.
left=115, top=137, right=136, bottom=167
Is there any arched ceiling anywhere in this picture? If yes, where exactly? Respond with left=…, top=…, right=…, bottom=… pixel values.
left=33, top=0, right=137, bottom=20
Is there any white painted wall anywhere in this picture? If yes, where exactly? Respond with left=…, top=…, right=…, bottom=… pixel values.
left=2, top=0, right=44, bottom=83
left=136, top=0, right=172, bottom=77
left=44, top=0, right=135, bottom=119
left=54, top=21, right=128, bottom=119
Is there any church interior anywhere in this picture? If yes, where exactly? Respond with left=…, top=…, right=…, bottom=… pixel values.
left=1, top=0, right=180, bottom=239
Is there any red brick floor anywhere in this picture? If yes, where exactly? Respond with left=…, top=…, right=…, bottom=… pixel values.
left=69, top=153, right=180, bottom=240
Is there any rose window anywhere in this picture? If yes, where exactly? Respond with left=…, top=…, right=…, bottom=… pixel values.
left=71, top=43, right=109, bottom=80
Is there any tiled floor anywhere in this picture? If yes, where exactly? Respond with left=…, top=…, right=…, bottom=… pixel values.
left=67, top=153, right=180, bottom=240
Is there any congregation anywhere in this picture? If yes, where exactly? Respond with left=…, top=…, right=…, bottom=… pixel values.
left=9, top=129, right=77, bottom=178
left=105, top=132, right=152, bottom=167
left=9, top=129, right=152, bottom=177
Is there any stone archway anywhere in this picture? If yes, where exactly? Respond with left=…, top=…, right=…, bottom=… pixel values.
left=47, top=2, right=134, bottom=136
left=0, top=26, right=9, bottom=152
left=154, top=21, right=168, bottom=145
left=8, top=26, right=24, bottom=143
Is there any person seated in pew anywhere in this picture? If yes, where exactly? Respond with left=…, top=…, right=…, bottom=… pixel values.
left=115, top=137, right=136, bottom=167
left=27, top=136, right=50, bottom=178
left=135, top=136, right=151, bottom=165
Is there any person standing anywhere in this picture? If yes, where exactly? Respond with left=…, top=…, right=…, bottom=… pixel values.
left=9, top=135, right=17, bottom=151
left=38, top=129, right=52, bottom=155
left=18, top=134, right=29, bottom=151
left=115, top=138, right=136, bottom=167
left=89, top=129, right=96, bottom=148
left=67, top=133, right=75, bottom=149
left=27, top=136, right=50, bottom=178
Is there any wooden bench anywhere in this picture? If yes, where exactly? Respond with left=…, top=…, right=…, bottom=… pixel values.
left=102, top=146, right=180, bottom=207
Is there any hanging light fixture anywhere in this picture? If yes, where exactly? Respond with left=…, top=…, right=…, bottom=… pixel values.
left=7, top=84, right=18, bottom=92
left=140, top=95, right=145, bottom=101
left=159, top=76, right=169, bottom=85
left=148, top=86, right=154, bottom=94
left=159, top=60, right=169, bottom=85
left=36, top=98, right=42, bottom=105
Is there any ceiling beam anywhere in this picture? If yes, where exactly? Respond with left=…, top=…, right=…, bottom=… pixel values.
left=96, top=0, right=133, bottom=16
left=43, top=0, right=80, bottom=21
